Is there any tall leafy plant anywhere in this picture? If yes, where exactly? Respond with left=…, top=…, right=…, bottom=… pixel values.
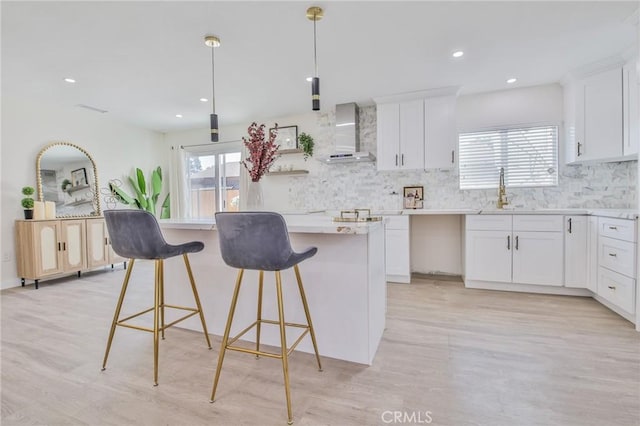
left=109, top=166, right=170, bottom=218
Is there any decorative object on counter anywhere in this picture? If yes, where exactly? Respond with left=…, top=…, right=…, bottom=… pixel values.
left=21, top=186, right=35, bottom=219
left=241, top=122, right=279, bottom=182
left=108, top=167, right=170, bottom=218
left=306, top=6, right=323, bottom=111
left=44, top=201, right=56, bottom=219
left=298, top=132, right=315, bottom=160
left=61, top=178, right=72, bottom=194
left=403, top=186, right=424, bottom=209
left=333, top=209, right=383, bottom=222
left=33, top=201, right=45, bottom=220
left=246, top=181, right=264, bottom=210
left=271, top=125, right=298, bottom=150
left=204, top=35, right=221, bottom=142
left=71, top=167, right=88, bottom=187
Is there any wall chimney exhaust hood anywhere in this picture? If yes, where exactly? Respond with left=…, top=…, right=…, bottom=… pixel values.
left=320, top=102, right=375, bottom=163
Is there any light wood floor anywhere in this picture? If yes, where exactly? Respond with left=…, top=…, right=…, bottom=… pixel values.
left=2, top=263, right=639, bottom=426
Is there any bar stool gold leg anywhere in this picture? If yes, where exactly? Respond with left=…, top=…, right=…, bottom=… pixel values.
left=153, top=260, right=161, bottom=386
left=255, top=270, right=264, bottom=357
left=275, top=271, right=293, bottom=425
left=183, top=254, right=212, bottom=349
left=159, top=259, right=165, bottom=340
left=102, top=258, right=136, bottom=371
left=211, top=269, right=245, bottom=402
left=293, top=265, right=323, bottom=372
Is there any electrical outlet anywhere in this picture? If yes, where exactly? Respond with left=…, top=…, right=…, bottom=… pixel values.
left=2, top=253, right=11, bottom=262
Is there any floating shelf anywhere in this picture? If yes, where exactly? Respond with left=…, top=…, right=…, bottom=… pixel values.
left=67, top=184, right=90, bottom=194
left=268, top=170, right=309, bottom=176
left=65, top=199, right=93, bottom=207
left=278, top=148, right=303, bottom=155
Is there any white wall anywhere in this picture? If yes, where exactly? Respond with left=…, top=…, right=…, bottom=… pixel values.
left=1, top=97, right=165, bottom=288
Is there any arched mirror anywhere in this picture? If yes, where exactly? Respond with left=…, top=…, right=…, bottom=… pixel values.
left=36, top=142, right=101, bottom=217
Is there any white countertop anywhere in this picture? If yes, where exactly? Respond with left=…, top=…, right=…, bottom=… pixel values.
left=158, top=214, right=383, bottom=235
left=401, top=208, right=638, bottom=220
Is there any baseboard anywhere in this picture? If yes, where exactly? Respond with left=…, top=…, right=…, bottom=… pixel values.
left=464, top=279, right=593, bottom=297
left=412, top=272, right=463, bottom=283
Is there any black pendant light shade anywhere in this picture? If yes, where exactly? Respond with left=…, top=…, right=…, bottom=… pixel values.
left=210, top=113, right=219, bottom=142
left=205, top=35, right=221, bottom=142
left=307, top=7, right=323, bottom=111
left=312, top=77, right=320, bottom=111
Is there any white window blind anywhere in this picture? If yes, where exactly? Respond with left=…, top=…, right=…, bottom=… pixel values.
left=458, top=125, right=558, bottom=189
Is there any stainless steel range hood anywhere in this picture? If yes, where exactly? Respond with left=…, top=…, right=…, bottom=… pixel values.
left=319, top=103, right=375, bottom=163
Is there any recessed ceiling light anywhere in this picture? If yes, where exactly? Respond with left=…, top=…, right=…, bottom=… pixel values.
left=306, top=77, right=313, bottom=82
left=64, top=78, right=76, bottom=83
left=200, top=98, right=208, bottom=102
left=507, top=78, right=517, bottom=84
left=452, top=51, right=464, bottom=58
left=176, top=114, right=183, bottom=118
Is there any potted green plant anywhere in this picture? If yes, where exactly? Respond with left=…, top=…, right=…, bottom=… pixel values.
left=61, top=178, right=72, bottom=194
left=298, top=132, right=314, bottom=161
left=21, top=186, right=35, bottom=219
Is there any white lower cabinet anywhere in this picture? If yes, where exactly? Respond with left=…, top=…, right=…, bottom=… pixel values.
left=595, top=217, right=637, bottom=317
left=465, top=215, right=564, bottom=287
left=565, top=216, right=588, bottom=288
left=384, top=215, right=410, bottom=283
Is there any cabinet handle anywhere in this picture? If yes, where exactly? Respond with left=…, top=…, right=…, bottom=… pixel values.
left=608, top=226, right=618, bottom=230
left=568, top=218, right=572, bottom=234
left=515, top=235, right=519, bottom=250
left=105, top=237, right=108, bottom=246
left=507, top=235, right=511, bottom=250
left=58, top=242, right=61, bottom=251
left=608, top=285, right=616, bottom=290
left=608, top=253, right=617, bottom=257
left=401, top=154, right=404, bottom=166
left=451, top=150, right=455, bottom=164
left=577, top=142, right=582, bottom=156
left=395, top=154, right=398, bottom=166
left=63, top=242, right=66, bottom=251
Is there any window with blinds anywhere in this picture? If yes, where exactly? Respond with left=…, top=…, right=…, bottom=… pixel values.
left=458, top=125, right=558, bottom=189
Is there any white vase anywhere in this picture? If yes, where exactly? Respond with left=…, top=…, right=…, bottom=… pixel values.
left=246, top=180, right=264, bottom=210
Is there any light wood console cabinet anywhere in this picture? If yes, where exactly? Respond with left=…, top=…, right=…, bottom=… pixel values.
left=15, top=218, right=125, bottom=289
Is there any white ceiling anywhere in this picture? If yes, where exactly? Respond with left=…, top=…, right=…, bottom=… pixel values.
left=2, top=1, right=638, bottom=134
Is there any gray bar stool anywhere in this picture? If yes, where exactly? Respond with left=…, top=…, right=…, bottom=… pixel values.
left=211, top=211, right=322, bottom=425
left=102, top=209, right=212, bottom=385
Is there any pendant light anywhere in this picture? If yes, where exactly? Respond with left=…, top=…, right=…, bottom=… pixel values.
left=204, top=35, right=221, bottom=142
left=306, top=6, right=323, bottom=111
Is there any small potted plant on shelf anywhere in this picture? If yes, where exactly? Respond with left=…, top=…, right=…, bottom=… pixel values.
left=21, top=186, right=35, bottom=219
left=298, top=132, right=314, bottom=161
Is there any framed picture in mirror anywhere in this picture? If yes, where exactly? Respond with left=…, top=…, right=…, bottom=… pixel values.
left=71, top=168, right=88, bottom=187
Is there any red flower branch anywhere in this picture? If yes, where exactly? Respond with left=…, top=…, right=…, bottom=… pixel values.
left=241, top=122, right=280, bottom=182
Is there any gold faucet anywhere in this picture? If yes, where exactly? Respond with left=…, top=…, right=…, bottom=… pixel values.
left=497, top=167, right=509, bottom=209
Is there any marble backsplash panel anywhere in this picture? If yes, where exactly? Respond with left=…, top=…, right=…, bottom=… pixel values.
left=286, top=105, right=637, bottom=211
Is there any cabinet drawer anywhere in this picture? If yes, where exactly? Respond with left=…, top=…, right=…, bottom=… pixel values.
left=385, top=215, right=409, bottom=230
left=599, top=217, right=636, bottom=242
left=599, top=236, right=636, bottom=278
left=597, top=267, right=636, bottom=314
left=466, top=215, right=512, bottom=231
left=513, top=215, right=563, bottom=232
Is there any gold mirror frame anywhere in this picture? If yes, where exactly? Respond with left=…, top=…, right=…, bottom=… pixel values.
left=36, top=142, right=101, bottom=217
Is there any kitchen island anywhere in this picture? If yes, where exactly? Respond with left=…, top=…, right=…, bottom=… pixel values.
left=158, top=214, right=386, bottom=365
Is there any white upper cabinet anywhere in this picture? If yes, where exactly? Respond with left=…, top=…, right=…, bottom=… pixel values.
left=375, top=88, right=458, bottom=171
left=424, top=95, right=457, bottom=169
left=376, top=100, right=424, bottom=171
left=623, top=60, right=639, bottom=156
left=564, top=59, right=638, bottom=163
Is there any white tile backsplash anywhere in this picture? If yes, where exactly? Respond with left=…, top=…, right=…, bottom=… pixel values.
left=284, top=105, right=636, bottom=211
